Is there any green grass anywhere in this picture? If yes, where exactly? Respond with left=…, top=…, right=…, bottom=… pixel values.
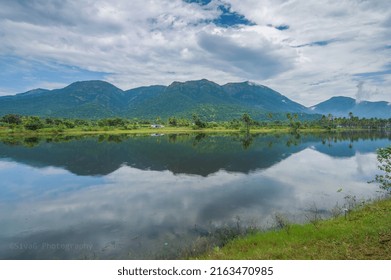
left=1, top=124, right=364, bottom=137
left=197, top=197, right=391, bottom=260
left=0, top=125, right=293, bottom=136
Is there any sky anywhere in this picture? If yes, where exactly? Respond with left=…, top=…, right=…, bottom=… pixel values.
left=0, top=0, right=390, bottom=106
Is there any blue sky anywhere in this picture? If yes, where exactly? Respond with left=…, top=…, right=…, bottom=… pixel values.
left=0, top=56, right=108, bottom=94
left=0, top=0, right=390, bottom=105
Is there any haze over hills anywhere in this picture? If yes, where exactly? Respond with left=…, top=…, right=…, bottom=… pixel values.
left=0, top=79, right=389, bottom=120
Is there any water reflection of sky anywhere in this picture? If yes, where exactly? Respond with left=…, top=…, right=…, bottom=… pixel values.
left=0, top=141, right=383, bottom=259
left=0, top=161, right=104, bottom=203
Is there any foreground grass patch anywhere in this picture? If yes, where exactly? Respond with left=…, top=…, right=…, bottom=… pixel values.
left=199, top=198, right=391, bottom=260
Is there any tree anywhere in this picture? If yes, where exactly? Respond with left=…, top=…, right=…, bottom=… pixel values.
left=44, top=117, right=55, bottom=125
left=286, top=113, right=301, bottom=133
left=286, top=113, right=292, bottom=122
left=63, top=120, right=75, bottom=129
left=1, top=114, right=22, bottom=125
left=372, top=146, right=391, bottom=192
left=98, top=118, right=126, bottom=127
left=348, top=112, right=354, bottom=127
left=23, top=116, right=44, bottom=130
left=168, top=116, right=178, bottom=126
left=192, top=114, right=206, bottom=129
left=74, top=119, right=90, bottom=126
left=241, top=113, right=252, bottom=131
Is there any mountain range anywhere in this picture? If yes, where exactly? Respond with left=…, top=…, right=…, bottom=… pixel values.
left=310, top=96, right=391, bottom=119
left=0, top=79, right=390, bottom=120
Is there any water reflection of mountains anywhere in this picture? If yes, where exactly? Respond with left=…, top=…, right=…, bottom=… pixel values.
left=0, top=132, right=390, bottom=176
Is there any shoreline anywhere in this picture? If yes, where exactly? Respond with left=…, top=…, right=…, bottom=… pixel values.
left=195, top=196, right=391, bottom=260
left=0, top=126, right=387, bottom=137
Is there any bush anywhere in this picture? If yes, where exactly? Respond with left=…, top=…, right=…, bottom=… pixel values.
left=373, top=146, right=391, bottom=192
left=1, top=114, right=22, bottom=125
left=24, top=116, right=44, bottom=130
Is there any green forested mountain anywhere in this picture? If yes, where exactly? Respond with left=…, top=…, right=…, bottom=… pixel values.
left=0, top=79, right=312, bottom=120
left=0, top=80, right=126, bottom=119
left=310, top=96, right=391, bottom=118
left=222, top=81, right=308, bottom=113
left=0, top=79, right=388, bottom=120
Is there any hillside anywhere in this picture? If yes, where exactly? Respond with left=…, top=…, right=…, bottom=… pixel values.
left=0, top=79, right=314, bottom=120
left=0, top=80, right=126, bottom=119
left=223, top=81, right=308, bottom=113
left=310, top=96, right=391, bottom=119
left=0, top=79, right=389, bottom=120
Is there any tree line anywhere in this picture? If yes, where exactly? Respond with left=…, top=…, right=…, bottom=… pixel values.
left=0, top=113, right=390, bottom=132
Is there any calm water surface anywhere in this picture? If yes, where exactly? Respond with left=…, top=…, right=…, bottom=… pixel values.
left=0, top=132, right=389, bottom=259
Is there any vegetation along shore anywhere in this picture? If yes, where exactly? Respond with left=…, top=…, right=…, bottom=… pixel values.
left=197, top=196, right=391, bottom=260
left=0, top=112, right=390, bottom=136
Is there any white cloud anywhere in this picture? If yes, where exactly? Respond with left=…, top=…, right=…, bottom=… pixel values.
left=196, top=27, right=295, bottom=79
left=228, top=0, right=391, bottom=105
left=0, top=0, right=390, bottom=105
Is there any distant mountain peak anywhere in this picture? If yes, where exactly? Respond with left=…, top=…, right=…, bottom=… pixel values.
left=329, top=96, right=355, bottom=100
left=311, top=95, right=391, bottom=118
left=245, top=80, right=262, bottom=87
left=60, top=80, right=124, bottom=99
left=17, top=88, right=50, bottom=97
left=65, top=80, right=121, bottom=89
left=169, top=78, right=218, bottom=87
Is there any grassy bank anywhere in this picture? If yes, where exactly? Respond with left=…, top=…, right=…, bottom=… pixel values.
left=0, top=126, right=286, bottom=135
left=198, top=197, right=391, bottom=260
left=0, top=126, right=305, bottom=137
left=0, top=125, right=376, bottom=137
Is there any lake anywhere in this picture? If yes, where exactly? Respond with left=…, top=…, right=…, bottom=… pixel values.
left=0, top=131, right=389, bottom=259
